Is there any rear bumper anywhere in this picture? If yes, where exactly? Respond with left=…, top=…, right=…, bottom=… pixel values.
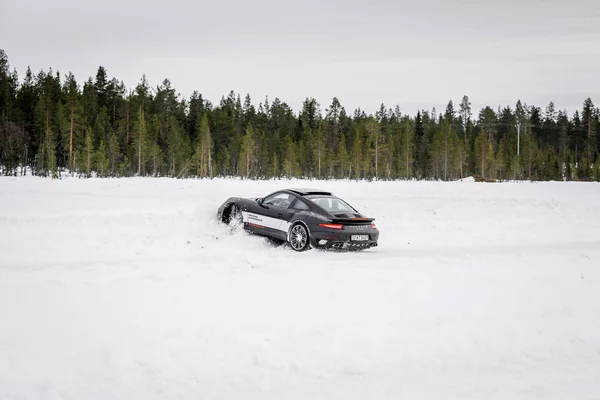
left=310, top=229, right=379, bottom=250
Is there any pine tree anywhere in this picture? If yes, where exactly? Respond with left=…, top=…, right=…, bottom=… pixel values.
left=565, top=152, right=573, bottom=181
left=282, top=135, right=298, bottom=178
left=494, top=139, right=505, bottom=180
left=271, top=153, right=279, bottom=178
left=365, top=119, right=381, bottom=180
left=194, top=114, right=213, bottom=178
left=455, top=134, right=466, bottom=180
left=312, top=123, right=326, bottom=178
left=443, top=102, right=455, bottom=180
left=351, top=130, right=362, bottom=180
left=557, top=112, right=569, bottom=178
left=167, top=122, right=192, bottom=178
left=583, top=98, right=594, bottom=168
left=414, top=111, right=426, bottom=178
left=134, top=106, right=146, bottom=175
left=521, top=124, right=538, bottom=180
left=46, top=123, right=58, bottom=179
left=95, top=139, right=109, bottom=177
left=238, top=123, right=256, bottom=178
left=459, top=95, right=472, bottom=134
left=84, top=128, right=94, bottom=177
left=383, top=131, right=394, bottom=180
left=108, top=132, right=120, bottom=176
left=56, top=101, right=69, bottom=171
left=64, top=72, right=82, bottom=174
left=0, top=51, right=24, bottom=175
left=474, top=130, right=493, bottom=179
left=33, top=93, right=58, bottom=178
left=594, top=161, right=600, bottom=182
left=430, top=123, right=444, bottom=179
left=335, top=134, right=348, bottom=178
left=150, top=141, right=162, bottom=177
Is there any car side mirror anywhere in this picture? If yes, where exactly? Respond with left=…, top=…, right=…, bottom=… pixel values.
left=256, top=197, right=263, bottom=205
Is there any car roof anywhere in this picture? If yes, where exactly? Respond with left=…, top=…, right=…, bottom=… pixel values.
left=286, top=188, right=332, bottom=196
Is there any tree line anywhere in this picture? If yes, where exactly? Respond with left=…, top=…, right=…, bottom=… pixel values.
left=1, top=49, right=599, bottom=181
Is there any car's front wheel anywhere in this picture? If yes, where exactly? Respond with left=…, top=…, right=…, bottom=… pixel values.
left=227, top=204, right=244, bottom=231
left=288, top=223, right=310, bottom=252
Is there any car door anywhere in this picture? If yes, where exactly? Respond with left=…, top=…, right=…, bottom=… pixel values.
left=258, top=192, right=296, bottom=239
left=242, top=198, right=270, bottom=235
left=244, top=192, right=294, bottom=239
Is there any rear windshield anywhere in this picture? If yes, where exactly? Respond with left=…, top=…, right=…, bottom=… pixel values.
left=305, top=195, right=356, bottom=213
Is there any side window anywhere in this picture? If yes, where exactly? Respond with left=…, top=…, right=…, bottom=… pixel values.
left=263, top=193, right=294, bottom=208
left=292, top=199, right=310, bottom=210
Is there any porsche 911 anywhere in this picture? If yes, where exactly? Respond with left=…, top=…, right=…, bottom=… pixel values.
left=216, top=188, right=379, bottom=251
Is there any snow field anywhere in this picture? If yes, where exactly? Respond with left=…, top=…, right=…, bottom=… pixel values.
left=0, top=176, right=599, bottom=399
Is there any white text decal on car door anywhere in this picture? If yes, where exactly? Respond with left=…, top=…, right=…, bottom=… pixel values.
left=242, top=212, right=286, bottom=231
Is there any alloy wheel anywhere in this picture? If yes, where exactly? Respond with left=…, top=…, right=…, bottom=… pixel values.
left=289, top=224, right=309, bottom=251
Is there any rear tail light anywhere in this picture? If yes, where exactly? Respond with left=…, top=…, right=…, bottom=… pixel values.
left=371, top=223, right=377, bottom=230
left=319, top=223, right=343, bottom=230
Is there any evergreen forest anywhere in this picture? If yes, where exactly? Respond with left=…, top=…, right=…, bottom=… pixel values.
left=1, top=49, right=599, bottom=181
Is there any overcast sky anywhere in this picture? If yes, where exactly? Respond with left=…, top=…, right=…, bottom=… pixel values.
left=1, top=0, right=599, bottom=116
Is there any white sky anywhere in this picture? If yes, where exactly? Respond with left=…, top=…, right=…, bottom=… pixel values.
left=1, top=0, right=599, bottom=116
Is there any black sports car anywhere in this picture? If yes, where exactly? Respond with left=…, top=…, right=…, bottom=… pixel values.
left=216, top=188, right=379, bottom=251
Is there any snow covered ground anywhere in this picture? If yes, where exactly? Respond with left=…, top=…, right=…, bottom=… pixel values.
left=1, top=176, right=599, bottom=400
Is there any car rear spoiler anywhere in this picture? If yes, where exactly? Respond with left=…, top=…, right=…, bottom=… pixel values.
left=330, top=217, right=374, bottom=224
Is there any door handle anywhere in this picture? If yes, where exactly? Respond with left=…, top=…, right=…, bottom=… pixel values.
left=277, top=213, right=283, bottom=218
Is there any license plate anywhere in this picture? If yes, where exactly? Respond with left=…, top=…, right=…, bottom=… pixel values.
left=351, top=235, right=369, bottom=241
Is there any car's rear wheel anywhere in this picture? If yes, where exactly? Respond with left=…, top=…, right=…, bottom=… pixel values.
left=288, top=223, right=310, bottom=252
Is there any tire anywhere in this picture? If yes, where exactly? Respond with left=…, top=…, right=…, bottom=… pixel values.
left=288, top=223, right=310, bottom=252
left=227, top=204, right=244, bottom=231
